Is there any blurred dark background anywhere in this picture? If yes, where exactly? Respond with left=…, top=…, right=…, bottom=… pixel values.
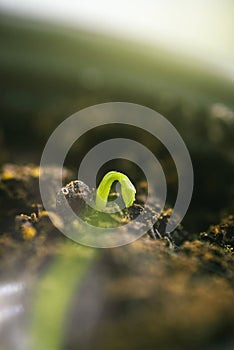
left=0, top=2, right=234, bottom=232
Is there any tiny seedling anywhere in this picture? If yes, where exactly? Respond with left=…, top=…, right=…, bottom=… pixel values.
left=96, top=171, right=136, bottom=210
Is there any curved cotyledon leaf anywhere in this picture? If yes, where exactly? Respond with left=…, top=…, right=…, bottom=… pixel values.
left=96, top=171, right=136, bottom=211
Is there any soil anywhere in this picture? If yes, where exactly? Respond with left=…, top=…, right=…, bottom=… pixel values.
left=0, top=164, right=233, bottom=350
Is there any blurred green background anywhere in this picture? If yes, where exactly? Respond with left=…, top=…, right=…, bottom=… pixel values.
left=0, top=2, right=234, bottom=230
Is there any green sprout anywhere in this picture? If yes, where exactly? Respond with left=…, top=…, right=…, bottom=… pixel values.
left=96, top=171, right=136, bottom=210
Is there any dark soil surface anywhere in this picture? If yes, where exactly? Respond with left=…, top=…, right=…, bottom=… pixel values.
left=0, top=164, right=233, bottom=350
